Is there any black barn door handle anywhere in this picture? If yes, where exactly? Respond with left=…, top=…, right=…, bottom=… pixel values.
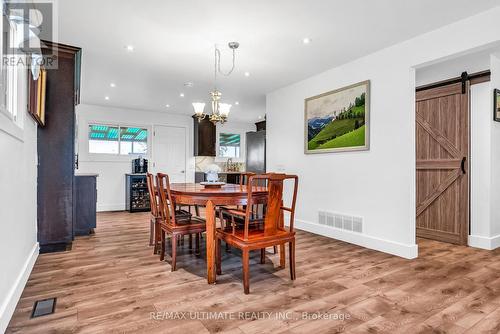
left=461, top=157, right=466, bottom=174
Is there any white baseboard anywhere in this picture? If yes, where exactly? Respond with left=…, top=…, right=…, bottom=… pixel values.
left=468, top=234, right=500, bottom=250
left=0, top=242, right=39, bottom=333
left=97, top=203, right=125, bottom=212
left=294, top=219, right=418, bottom=259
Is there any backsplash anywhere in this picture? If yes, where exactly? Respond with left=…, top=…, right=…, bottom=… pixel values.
left=195, top=156, right=245, bottom=172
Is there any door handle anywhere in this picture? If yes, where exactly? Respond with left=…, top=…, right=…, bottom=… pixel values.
left=461, top=157, right=466, bottom=174
left=180, top=170, right=185, bottom=174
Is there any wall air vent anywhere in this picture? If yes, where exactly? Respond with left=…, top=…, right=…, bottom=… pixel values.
left=318, top=210, right=363, bottom=233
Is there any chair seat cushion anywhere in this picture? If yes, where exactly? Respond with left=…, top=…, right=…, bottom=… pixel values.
left=174, top=209, right=192, bottom=221
left=216, top=226, right=294, bottom=249
left=161, top=217, right=206, bottom=233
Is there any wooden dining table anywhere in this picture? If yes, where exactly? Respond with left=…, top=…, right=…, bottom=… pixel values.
left=169, top=183, right=268, bottom=284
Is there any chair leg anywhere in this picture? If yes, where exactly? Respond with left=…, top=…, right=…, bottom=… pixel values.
left=189, top=234, right=193, bottom=250
left=171, top=234, right=177, bottom=272
left=242, top=249, right=250, bottom=294
left=289, top=240, right=296, bottom=280
left=195, top=233, right=200, bottom=256
left=273, top=245, right=277, bottom=254
left=160, top=230, right=166, bottom=261
left=260, top=248, right=266, bottom=264
left=216, top=238, right=222, bottom=275
left=149, top=219, right=154, bottom=246
left=280, top=244, right=286, bottom=268
left=155, top=220, right=161, bottom=255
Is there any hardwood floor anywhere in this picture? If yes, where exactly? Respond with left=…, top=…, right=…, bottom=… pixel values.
left=7, top=211, right=500, bottom=333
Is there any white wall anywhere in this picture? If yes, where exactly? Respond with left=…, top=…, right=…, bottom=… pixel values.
left=490, top=55, right=500, bottom=238
left=0, top=71, right=38, bottom=332
left=470, top=82, right=492, bottom=244
left=266, top=6, right=500, bottom=259
left=76, top=104, right=195, bottom=211
left=416, top=49, right=492, bottom=87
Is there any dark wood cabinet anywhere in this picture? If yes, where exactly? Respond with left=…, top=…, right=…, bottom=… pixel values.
left=74, top=175, right=97, bottom=236
left=37, top=42, right=81, bottom=253
left=126, top=174, right=151, bottom=212
left=255, top=120, right=266, bottom=131
left=193, top=116, right=216, bottom=156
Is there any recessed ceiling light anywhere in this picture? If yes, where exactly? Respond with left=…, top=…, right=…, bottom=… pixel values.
left=104, top=96, right=110, bottom=100
left=244, top=71, right=250, bottom=77
left=258, top=115, right=262, bottom=119
left=165, top=104, right=170, bottom=108
left=125, top=45, right=134, bottom=52
left=179, top=93, right=185, bottom=97
left=110, top=83, right=116, bottom=88
left=235, top=101, right=239, bottom=105
left=303, top=37, right=311, bottom=44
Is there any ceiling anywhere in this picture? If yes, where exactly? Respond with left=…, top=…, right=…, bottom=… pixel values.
left=56, top=0, right=499, bottom=122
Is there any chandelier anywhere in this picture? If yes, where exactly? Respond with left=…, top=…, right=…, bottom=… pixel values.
left=192, top=42, right=239, bottom=124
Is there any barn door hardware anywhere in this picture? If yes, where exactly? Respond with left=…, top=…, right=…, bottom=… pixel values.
left=461, top=71, right=469, bottom=94
left=461, top=157, right=466, bottom=174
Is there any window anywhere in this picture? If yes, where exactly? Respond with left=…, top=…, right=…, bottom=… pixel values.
left=88, top=124, right=148, bottom=155
left=119, top=127, right=148, bottom=155
left=0, top=14, right=19, bottom=123
left=219, top=133, right=240, bottom=158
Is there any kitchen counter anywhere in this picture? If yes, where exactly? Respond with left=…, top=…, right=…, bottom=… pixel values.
left=195, top=171, right=244, bottom=184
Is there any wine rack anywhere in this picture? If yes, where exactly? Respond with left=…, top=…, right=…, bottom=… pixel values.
left=125, top=174, right=151, bottom=213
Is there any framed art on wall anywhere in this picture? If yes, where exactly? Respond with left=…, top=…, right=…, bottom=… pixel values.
left=28, top=68, right=47, bottom=126
left=305, top=80, right=370, bottom=154
left=494, top=88, right=500, bottom=122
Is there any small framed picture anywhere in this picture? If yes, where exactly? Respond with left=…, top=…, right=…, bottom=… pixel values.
left=28, top=68, right=47, bottom=126
left=494, top=89, right=500, bottom=122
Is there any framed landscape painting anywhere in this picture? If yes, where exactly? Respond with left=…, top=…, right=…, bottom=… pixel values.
left=305, top=80, right=370, bottom=153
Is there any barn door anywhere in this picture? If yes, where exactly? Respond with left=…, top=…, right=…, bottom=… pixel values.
left=416, top=81, right=469, bottom=245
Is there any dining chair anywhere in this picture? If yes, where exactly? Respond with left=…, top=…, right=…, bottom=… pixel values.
left=157, top=173, right=206, bottom=271
left=146, top=173, right=161, bottom=254
left=147, top=173, right=194, bottom=254
left=215, top=173, right=298, bottom=294
left=217, top=172, right=278, bottom=254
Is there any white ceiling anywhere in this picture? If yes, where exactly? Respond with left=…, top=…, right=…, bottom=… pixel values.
left=56, top=0, right=499, bottom=122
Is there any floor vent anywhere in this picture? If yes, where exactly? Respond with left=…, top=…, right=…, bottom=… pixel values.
left=318, top=211, right=363, bottom=233
left=31, top=298, right=56, bottom=318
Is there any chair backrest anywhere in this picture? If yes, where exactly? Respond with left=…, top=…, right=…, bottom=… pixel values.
left=146, top=173, right=159, bottom=218
left=239, top=172, right=255, bottom=186
left=243, top=173, right=298, bottom=240
left=156, top=173, right=177, bottom=226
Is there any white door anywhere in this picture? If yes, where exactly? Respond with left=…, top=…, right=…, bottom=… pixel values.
left=152, top=126, right=186, bottom=183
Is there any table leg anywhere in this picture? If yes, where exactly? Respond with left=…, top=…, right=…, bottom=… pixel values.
left=206, top=200, right=216, bottom=284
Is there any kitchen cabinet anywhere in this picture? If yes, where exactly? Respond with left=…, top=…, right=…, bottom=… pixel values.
left=37, top=42, right=82, bottom=253
left=193, top=116, right=216, bottom=156
left=74, top=174, right=97, bottom=236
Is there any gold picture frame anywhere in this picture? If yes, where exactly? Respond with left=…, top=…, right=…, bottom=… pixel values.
left=305, top=80, right=370, bottom=154
left=28, top=68, right=47, bottom=126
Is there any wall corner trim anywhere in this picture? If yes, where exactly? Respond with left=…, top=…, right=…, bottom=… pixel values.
left=468, top=234, right=500, bottom=250
left=294, top=219, right=418, bottom=259
left=0, top=242, right=39, bottom=333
